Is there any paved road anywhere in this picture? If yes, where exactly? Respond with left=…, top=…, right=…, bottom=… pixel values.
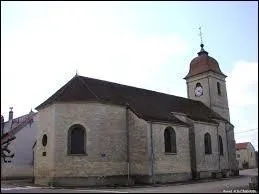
left=1, top=168, right=258, bottom=193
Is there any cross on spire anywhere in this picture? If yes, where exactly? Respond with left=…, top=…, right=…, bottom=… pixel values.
left=197, top=26, right=208, bottom=56
left=199, top=26, right=203, bottom=45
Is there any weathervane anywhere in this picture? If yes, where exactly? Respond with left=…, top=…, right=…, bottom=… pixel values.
left=197, top=26, right=208, bottom=55
left=199, top=26, right=203, bottom=45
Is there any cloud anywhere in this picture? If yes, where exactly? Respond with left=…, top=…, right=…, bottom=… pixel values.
left=1, top=2, right=189, bottom=120
left=227, top=61, right=258, bottom=107
left=77, top=33, right=189, bottom=86
left=227, top=61, right=258, bottom=150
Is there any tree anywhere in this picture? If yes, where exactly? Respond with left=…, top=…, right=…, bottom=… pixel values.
left=1, top=111, right=35, bottom=163
left=1, top=115, right=16, bottom=163
left=1, top=133, right=16, bottom=163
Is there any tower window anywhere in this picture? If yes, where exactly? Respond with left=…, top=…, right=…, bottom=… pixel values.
left=217, top=82, right=221, bottom=95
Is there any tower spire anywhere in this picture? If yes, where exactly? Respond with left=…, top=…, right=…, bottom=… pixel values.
left=197, top=26, right=208, bottom=56
left=199, top=26, right=203, bottom=45
left=74, top=69, right=79, bottom=77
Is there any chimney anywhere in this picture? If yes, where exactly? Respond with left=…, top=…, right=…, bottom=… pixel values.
left=9, top=107, right=13, bottom=121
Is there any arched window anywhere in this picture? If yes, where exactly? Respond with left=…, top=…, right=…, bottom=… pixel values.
left=68, top=124, right=86, bottom=155
left=204, top=132, right=212, bottom=154
left=164, top=127, right=176, bottom=153
left=218, top=135, right=223, bottom=155
left=217, top=82, right=221, bottom=95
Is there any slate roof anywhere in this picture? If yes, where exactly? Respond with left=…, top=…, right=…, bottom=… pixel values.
left=35, top=75, right=228, bottom=125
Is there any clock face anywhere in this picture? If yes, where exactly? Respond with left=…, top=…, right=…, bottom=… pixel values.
left=194, top=86, right=203, bottom=97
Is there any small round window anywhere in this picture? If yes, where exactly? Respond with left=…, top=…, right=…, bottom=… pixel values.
left=42, top=134, right=47, bottom=147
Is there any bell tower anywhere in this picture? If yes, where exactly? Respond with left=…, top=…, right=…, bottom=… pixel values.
left=184, top=30, right=230, bottom=121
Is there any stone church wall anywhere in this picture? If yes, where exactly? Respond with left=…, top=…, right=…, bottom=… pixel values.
left=217, top=121, right=229, bottom=172
left=226, top=123, right=239, bottom=175
left=186, top=72, right=230, bottom=122
left=208, top=73, right=230, bottom=121
left=194, top=122, right=219, bottom=177
left=128, top=109, right=151, bottom=184
left=186, top=74, right=211, bottom=108
left=51, top=102, right=129, bottom=186
left=211, top=106, right=230, bottom=122
left=34, top=105, right=56, bottom=186
left=151, top=122, right=192, bottom=183
left=34, top=101, right=235, bottom=186
left=194, top=121, right=231, bottom=178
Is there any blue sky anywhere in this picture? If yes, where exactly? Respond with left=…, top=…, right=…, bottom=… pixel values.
left=1, top=1, right=258, bottom=150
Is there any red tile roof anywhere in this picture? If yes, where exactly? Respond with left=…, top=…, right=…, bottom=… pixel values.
left=236, top=142, right=249, bottom=150
left=1, top=112, right=37, bottom=145
left=184, top=45, right=227, bottom=79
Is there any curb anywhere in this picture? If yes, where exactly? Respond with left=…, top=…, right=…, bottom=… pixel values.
left=2, top=175, right=243, bottom=190
left=43, top=175, right=243, bottom=190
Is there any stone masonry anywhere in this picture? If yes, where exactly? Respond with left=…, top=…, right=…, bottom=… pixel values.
left=34, top=102, right=195, bottom=186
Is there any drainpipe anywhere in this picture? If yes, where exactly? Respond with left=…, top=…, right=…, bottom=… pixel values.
left=225, top=122, right=230, bottom=174
left=189, top=122, right=197, bottom=179
left=126, top=106, right=130, bottom=185
left=216, top=124, right=221, bottom=172
left=150, top=122, right=155, bottom=185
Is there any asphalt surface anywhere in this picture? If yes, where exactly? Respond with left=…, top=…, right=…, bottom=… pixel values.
left=1, top=168, right=258, bottom=193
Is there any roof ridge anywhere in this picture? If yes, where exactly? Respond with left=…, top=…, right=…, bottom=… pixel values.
left=236, top=142, right=249, bottom=144
left=3, top=112, right=33, bottom=124
left=35, top=76, right=79, bottom=110
left=77, top=76, right=100, bottom=100
left=52, top=76, right=78, bottom=101
left=78, top=75, right=198, bottom=103
left=2, top=112, right=36, bottom=143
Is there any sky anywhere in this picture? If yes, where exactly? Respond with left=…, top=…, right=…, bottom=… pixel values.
left=1, top=1, right=258, bottom=150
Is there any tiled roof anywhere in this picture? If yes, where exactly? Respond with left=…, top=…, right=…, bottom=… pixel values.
left=4, top=113, right=30, bottom=128
left=2, top=112, right=37, bottom=144
left=236, top=142, right=249, bottom=150
left=184, top=47, right=227, bottom=79
left=35, top=75, right=228, bottom=125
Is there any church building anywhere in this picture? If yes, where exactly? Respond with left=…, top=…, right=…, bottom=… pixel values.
left=33, top=43, right=238, bottom=187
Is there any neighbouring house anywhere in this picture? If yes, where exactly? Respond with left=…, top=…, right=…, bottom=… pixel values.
left=33, top=43, right=238, bottom=187
left=1, top=108, right=37, bottom=180
left=236, top=142, right=257, bottom=169
left=255, top=151, right=258, bottom=168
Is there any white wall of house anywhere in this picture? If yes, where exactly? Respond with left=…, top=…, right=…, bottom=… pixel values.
left=1, top=116, right=37, bottom=179
left=236, top=143, right=257, bottom=169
